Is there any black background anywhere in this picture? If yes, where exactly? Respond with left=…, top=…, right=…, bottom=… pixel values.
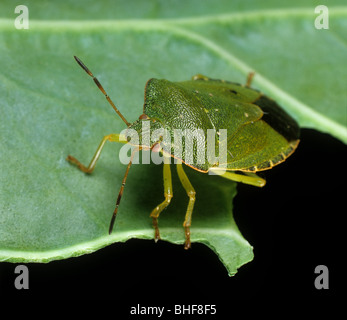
left=0, top=129, right=344, bottom=310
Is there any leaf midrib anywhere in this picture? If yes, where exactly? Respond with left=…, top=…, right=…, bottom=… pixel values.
left=1, top=6, right=346, bottom=27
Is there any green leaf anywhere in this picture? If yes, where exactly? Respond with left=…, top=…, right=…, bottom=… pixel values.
left=1, top=0, right=346, bottom=276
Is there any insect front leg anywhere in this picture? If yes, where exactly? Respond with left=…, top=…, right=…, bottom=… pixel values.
left=66, top=133, right=126, bottom=173
left=176, top=162, right=196, bottom=250
left=109, top=147, right=139, bottom=234
left=150, top=154, right=173, bottom=242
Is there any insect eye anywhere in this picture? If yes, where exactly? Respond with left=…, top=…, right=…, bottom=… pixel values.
left=127, top=136, right=131, bottom=142
left=152, top=142, right=161, bottom=153
left=139, top=113, right=149, bottom=120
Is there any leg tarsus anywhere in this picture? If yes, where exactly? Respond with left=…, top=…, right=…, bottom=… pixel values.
left=150, top=192, right=173, bottom=242
left=184, top=226, right=191, bottom=250
left=66, top=154, right=92, bottom=173
left=150, top=156, right=173, bottom=243
left=66, top=133, right=126, bottom=174
left=152, top=217, right=161, bottom=242
left=177, top=163, right=196, bottom=249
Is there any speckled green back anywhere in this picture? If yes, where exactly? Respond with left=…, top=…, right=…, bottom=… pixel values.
left=138, top=77, right=300, bottom=172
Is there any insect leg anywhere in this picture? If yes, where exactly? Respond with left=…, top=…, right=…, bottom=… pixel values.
left=209, top=168, right=266, bottom=187
left=191, top=74, right=209, bottom=81
left=149, top=154, right=173, bottom=242
left=176, top=162, right=196, bottom=250
left=109, top=147, right=139, bottom=234
left=66, top=133, right=126, bottom=173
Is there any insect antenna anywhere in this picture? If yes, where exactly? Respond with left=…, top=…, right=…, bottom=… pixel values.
left=109, top=147, right=139, bottom=234
left=245, top=71, right=255, bottom=88
left=74, top=56, right=131, bottom=127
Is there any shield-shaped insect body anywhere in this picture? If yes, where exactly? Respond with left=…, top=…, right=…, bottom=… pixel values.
left=67, top=57, right=299, bottom=249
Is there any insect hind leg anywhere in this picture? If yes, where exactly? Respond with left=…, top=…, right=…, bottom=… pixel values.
left=176, top=161, right=196, bottom=250
left=209, top=168, right=266, bottom=187
left=149, top=154, right=173, bottom=242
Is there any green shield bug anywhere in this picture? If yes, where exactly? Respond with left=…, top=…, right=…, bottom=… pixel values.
left=67, top=56, right=300, bottom=249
